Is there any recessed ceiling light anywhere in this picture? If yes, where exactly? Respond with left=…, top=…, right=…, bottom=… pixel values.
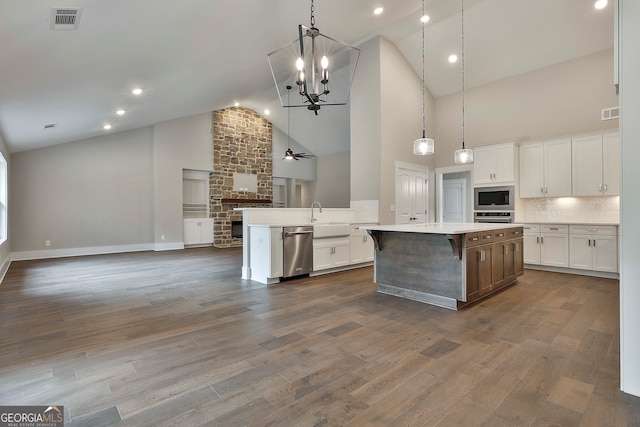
left=594, top=0, right=608, bottom=10
left=234, top=102, right=240, bottom=107
left=116, top=109, right=125, bottom=115
left=103, top=124, right=112, bottom=130
left=132, top=88, right=143, bottom=95
left=374, top=7, right=384, bottom=15
left=448, top=54, right=458, bottom=63
left=421, top=15, right=430, bottom=23
left=264, top=109, right=270, bottom=116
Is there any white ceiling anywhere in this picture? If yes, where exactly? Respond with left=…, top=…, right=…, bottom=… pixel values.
left=0, top=0, right=613, bottom=155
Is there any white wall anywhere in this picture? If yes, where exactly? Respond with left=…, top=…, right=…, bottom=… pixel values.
left=152, top=113, right=213, bottom=249
left=351, top=36, right=436, bottom=225
left=434, top=49, right=619, bottom=168
left=10, top=127, right=155, bottom=255
left=620, top=0, right=640, bottom=397
left=314, top=151, right=350, bottom=208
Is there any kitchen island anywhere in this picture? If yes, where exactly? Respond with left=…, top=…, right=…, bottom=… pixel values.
left=360, top=223, right=524, bottom=310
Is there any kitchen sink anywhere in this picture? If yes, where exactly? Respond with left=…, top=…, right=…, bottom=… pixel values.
left=313, top=223, right=351, bottom=238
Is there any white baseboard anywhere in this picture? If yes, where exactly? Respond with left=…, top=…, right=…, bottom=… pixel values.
left=11, top=243, right=158, bottom=261
left=154, top=242, right=185, bottom=251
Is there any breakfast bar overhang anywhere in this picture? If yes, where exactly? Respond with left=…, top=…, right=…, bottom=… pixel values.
left=360, top=223, right=525, bottom=310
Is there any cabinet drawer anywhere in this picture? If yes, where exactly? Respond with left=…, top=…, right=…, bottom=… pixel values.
left=569, top=225, right=617, bottom=235
left=465, top=232, right=482, bottom=247
left=522, top=224, right=540, bottom=234
left=493, top=229, right=508, bottom=242
left=478, top=231, right=495, bottom=244
left=540, top=224, right=568, bottom=234
left=505, top=227, right=523, bottom=239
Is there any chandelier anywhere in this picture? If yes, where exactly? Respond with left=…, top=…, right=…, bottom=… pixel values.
left=267, top=0, right=360, bottom=115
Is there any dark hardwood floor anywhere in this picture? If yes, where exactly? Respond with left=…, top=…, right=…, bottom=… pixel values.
left=1, top=247, right=639, bottom=426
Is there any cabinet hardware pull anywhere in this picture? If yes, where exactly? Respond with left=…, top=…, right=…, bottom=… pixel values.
left=550, top=227, right=558, bottom=230
left=504, top=245, right=509, bottom=254
left=541, top=236, right=544, bottom=244
left=484, top=235, right=492, bottom=239
left=593, top=240, right=597, bottom=247
left=515, top=243, right=520, bottom=252
left=536, top=236, right=540, bottom=244
left=498, top=233, right=504, bottom=237
left=588, top=239, right=591, bottom=246
left=479, top=250, right=486, bottom=262
left=587, top=228, right=597, bottom=232
left=599, top=184, right=603, bottom=192
left=604, top=184, right=608, bottom=192
left=471, top=237, right=478, bottom=241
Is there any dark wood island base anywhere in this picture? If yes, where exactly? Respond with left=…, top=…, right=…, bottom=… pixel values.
left=363, top=224, right=524, bottom=310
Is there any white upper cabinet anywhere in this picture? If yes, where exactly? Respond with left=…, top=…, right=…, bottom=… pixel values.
left=572, top=132, right=619, bottom=197
left=473, top=142, right=516, bottom=186
left=519, top=138, right=572, bottom=198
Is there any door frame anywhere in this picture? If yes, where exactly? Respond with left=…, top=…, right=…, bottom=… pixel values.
left=435, top=165, right=473, bottom=223
left=442, top=178, right=467, bottom=222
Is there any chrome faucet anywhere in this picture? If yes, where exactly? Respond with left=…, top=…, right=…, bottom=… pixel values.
left=310, top=200, right=322, bottom=222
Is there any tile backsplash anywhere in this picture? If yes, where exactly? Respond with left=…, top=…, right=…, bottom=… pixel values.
left=522, top=196, right=620, bottom=223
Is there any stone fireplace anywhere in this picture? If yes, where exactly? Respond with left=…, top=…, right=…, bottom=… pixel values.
left=211, top=107, right=272, bottom=248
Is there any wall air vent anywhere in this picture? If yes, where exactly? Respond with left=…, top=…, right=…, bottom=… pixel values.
left=50, top=8, right=82, bottom=30
left=601, top=106, right=620, bottom=121
left=43, top=123, right=57, bottom=129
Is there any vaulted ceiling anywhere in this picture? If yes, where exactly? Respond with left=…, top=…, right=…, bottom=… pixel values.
left=0, top=0, right=613, bottom=155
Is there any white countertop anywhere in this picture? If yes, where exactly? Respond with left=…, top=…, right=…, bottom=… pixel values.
left=517, top=221, right=619, bottom=226
left=360, top=222, right=523, bottom=235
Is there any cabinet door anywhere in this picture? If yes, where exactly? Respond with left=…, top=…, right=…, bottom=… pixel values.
left=570, top=234, right=593, bottom=270
left=493, top=143, right=516, bottom=184
left=540, top=233, right=569, bottom=267
left=492, top=242, right=505, bottom=287
left=513, top=239, right=524, bottom=276
left=270, top=228, right=284, bottom=277
left=466, top=247, right=482, bottom=302
left=200, top=219, right=214, bottom=244
left=593, top=235, right=618, bottom=272
left=313, top=244, right=333, bottom=271
left=183, top=220, right=201, bottom=245
left=603, top=132, right=620, bottom=196
left=350, top=234, right=364, bottom=264
left=544, top=139, right=572, bottom=197
left=572, top=134, right=603, bottom=197
left=523, top=234, right=541, bottom=264
left=519, top=143, right=545, bottom=198
left=333, top=242, right=350, bottom=267
left=362, top=234, right=375, bottom=262
left=473, top=146, right=495, bottom=185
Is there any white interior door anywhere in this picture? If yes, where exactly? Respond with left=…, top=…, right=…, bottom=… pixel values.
left=443, top=179, right=465, bottom=222
left=396, top=167, right=427, bottom=224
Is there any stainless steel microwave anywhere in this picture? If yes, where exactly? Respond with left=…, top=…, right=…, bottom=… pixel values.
left=474, top=185, right=515, bottom=211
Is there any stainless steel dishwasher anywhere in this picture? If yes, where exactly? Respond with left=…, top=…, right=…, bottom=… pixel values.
left=282, top=226, right=314, bottom=278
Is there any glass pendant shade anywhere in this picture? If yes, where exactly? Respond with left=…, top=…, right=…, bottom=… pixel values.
left=454, top=147, right=474, bottom=164
left=413, top=137, right=435, bottom=156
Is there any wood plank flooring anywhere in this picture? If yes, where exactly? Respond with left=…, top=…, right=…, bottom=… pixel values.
left=1, top=247, right=639, bottom=426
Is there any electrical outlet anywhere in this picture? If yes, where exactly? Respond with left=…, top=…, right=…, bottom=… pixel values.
left=45, top=240, right=51, bottom=247
left=161, top=235, right=165, bottom=241
left=390, top=204, right=395, bottom=212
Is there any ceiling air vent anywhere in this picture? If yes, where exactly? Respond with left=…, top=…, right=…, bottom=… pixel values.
left=43, top=123, right=57, bottom=130
left=601, top=106, right=620, bottom=121
left=50, top=8, right=82, bottom=30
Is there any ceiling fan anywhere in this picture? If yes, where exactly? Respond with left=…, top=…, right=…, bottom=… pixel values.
left=283, top=85, right=315, bottom=161
left=284, top=148, right=315, bottom=160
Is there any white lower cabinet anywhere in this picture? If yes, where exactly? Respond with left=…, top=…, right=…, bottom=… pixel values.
left=522, top=224, right=569, bottom=267
left=183, top=218, right=214, bottom=245
left=569, top=225, right=618, bottom=273
left=313, top=237, right=350, bottom=271
left=349, top=225, right=375, bottom=264
left=249, top=226, right=283, bottom=283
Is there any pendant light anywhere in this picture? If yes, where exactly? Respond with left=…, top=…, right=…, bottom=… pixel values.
left=454, top=0, right=474, bottom=164
left=267, top=0, right=360, bottom=116
left=413, top=0, right=435, bottom=156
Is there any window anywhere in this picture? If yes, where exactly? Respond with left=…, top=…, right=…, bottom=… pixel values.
left=0, top=151, right=7, bottom=243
